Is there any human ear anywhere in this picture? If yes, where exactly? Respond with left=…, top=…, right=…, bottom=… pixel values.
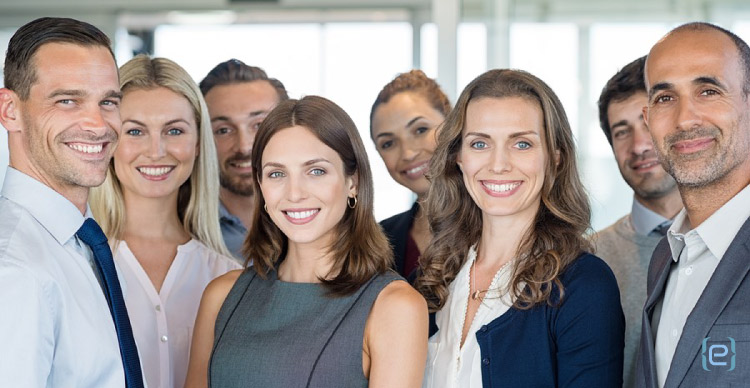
left=0, top=89, right=23, bottom=133
left=347, top=171, right=359, bottom=198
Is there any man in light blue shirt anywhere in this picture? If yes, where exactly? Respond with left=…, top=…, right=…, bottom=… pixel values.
left=0, top=17, right=144, bottom=387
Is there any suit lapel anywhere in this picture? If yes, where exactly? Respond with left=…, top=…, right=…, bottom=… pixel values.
left=640, top=239, right=674, bottom=387
left=665, top=217, right=750, bottom=387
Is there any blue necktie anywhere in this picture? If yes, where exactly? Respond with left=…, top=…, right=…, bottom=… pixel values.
left=76, top=218, right=144, bottom=388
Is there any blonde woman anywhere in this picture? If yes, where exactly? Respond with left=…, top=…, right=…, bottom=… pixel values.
left=90, top=55, right=240, bottom=388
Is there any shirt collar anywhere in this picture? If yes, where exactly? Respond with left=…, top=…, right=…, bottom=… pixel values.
left=219, top=200, right=245, bottom=228
left=631, top=197, right=671, bottom=236
left=667, top=182, right=750, bottom=262
left=1, top=166, right=90, bottom=245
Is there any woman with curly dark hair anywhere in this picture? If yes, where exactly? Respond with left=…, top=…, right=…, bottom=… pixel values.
left=416, top=69, right=624, bottom=387
left=370, top=70, right=450, bottom=278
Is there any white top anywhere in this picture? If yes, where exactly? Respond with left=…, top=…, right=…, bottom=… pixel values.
left=653, top=182, right=750, bottom=387
left=0, top=167, right=125, bottom=387
left=116, top=239, right=240, bottom=388
left=423, top=246, right=514, bottom=388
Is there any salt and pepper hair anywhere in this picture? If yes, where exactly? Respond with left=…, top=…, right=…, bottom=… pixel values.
left=90, top=55, right=230, bottom=257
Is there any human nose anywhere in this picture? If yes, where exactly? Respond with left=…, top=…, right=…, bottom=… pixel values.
left=401, top=142, right=419, bottom=162
left=631, top=122, right=655, bottom=156
left=237, top=126, right=255, bottom=154
left=81, top=104, right=109, bottom=134
left=489, top=148, right=510, bottom=174
left=286, top=174, right=307, bottom=202
left=675, top=96, right=703, bottom=132
left=147, top=134, right=166, bottom=159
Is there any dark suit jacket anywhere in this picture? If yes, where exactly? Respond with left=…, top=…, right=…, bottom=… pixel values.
left=379, top=202, right=418, bottom=278
left=636, top=216, right=750, bottom=387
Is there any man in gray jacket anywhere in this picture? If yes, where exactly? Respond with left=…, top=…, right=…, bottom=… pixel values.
left=596, top=55, right=683, bottom=388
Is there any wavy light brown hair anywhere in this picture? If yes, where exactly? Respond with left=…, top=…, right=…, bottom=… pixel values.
left=244, top=95, right=393, bottom=296
left=415, top=69, right=592, bottom=312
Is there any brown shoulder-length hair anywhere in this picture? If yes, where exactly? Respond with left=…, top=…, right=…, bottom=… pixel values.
left=244, top=95, right=394, bottom=296
left=415, top=69, right=592, bottom=312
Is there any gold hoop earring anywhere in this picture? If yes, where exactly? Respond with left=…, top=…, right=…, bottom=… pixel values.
left=347, top=195, right=357, bottom=209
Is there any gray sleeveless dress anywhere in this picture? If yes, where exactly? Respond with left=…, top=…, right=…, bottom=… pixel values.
left=209, top=267, right=402, bottom=388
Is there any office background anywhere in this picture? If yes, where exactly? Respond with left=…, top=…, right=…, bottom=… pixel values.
left=0, top=0, right=749, bottom=230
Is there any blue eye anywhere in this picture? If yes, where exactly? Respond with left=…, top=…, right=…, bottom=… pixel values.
left=268, top=171, right=285, bottom=178
left=470, top=140, right=488, bottom=149
left=125, top=128, right=143, bottom=136
left=167, top=128, right=184, bottom=136
left=310, top=168, right=326, bottom=176
left=516, top=141, right=531, bottom=150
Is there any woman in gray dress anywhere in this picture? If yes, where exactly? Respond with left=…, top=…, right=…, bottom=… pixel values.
left=184, top=95, right=428, bottom=388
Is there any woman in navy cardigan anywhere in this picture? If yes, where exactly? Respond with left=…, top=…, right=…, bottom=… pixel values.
left=416, top=69, right=625, bottom=387
left=370, top=70, right=450, bottom=278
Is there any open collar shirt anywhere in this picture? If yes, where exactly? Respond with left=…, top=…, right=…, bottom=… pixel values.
left=653, top=182, right=750, bottom=387
left=631, top=198, right=672, bottom=237
left=0, top=167, right=125, bottom=387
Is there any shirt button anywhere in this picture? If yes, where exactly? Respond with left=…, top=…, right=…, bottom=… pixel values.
left=482, top=357, right=490, bottom=365
left=161, top=335, right=168, bottom=342
left=671, top=329, right=679, bottom=337
left=685, top=267, right=693, bottom=276
left=155, top=305, right=161, bottom=312
left=480, top=325, right=488, bottom=332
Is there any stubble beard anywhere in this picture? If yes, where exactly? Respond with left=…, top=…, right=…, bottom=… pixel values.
left=660, top=125, right=745, bottom=189
left=24, top=111, right=115, bottom=189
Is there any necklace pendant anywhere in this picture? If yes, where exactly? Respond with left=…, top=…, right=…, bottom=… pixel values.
left=471, top=290, right=481, bottom=300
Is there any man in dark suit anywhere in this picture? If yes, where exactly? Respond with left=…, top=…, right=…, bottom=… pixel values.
left=636, top=22, right=750, bottom=387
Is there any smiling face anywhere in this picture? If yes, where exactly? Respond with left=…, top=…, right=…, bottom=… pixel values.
left=16, top=42, right=121, bottom=195
left=205, top=80, right=281, bottom=197
left=259, top=126, right=356, bottom=248
left=644, top=28, right=750, bottom=189
left=371, top=92, right=443, bottom=197
left=114, top=87, right=198, bottom=202
left=608, top=91, right=677, bottom=200
left=458, top=97, right=549, bottom=224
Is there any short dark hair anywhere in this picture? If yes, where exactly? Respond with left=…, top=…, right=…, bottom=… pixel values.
left=669, top=22, right=750, bottom=96
left=198, top=58, right=289, bottom=101
left=4, top=17, right=114, bottom=100
left=597, top=56, right=646, bottom=145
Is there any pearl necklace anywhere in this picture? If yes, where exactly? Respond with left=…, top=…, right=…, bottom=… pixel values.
left=471, top=258, right=512, bottom=300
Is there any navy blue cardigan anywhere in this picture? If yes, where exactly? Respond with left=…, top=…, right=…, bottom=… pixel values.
left=470, top=253, right=624, bottom=387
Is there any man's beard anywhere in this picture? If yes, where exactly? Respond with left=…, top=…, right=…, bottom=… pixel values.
left=220, top=152, right=254, bottom=196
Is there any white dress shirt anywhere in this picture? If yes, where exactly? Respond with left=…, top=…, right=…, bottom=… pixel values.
left=423, top=246, right=514, bottom=388
left=653, top=182, right=750, bottom=387
left=0, top=167, right=125, bottom=387
left=116, top=239, right=240, bottom=388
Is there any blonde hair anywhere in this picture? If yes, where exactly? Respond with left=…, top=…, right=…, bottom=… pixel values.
left=90, top=55, right=230, bottom=257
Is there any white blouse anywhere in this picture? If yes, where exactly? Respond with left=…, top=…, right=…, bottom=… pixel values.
left=423, top=246, right=514, bottom=388
left=115, top=239, right=241, bottom=388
